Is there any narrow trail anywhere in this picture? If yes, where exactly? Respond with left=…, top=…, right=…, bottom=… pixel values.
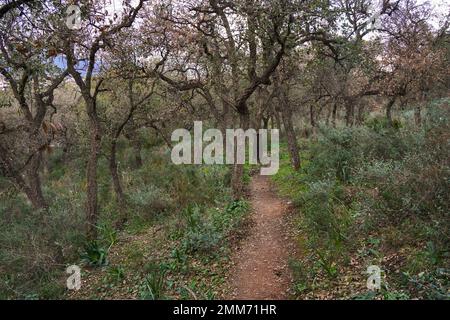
left=228, top=175, right=293, bottom=299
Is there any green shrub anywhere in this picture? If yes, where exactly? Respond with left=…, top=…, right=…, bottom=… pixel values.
left=365, top=116, right=402, bottom=132
left=129, top=184, right=173, bottom=216
left=81, top=240, right=108, bottom=267
left=181, top=205, right=222, bottom=253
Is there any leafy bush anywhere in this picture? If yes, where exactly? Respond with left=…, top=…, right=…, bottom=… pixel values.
left=129, top=184, right=173, bottom=217
left=365, top=115, right=402, bottom=132
left=179, top=200, right=249, bottom=253
left=181, top=205, right=222, bottom=253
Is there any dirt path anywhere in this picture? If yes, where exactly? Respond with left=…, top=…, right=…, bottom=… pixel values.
left=228, top=175, right=293, bottom=299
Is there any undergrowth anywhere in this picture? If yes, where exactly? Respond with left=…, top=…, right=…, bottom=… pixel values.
left=273, top=100, right=449, bottom=300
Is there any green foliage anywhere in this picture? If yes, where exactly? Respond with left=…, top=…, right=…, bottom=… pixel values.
left=288, top=259, right=310, bottom=294
left=273, top=102, right=449, bottom=299
left=107, top=266, right=126, bottom=283
left=80, top=223, right=118, bottom=267
left=183, top=221, right=222, bottom=253
left=0, top=185, right=85, bottom=299
left=128, top=184, right=173, bottom=217
left=180, top=200, right=249, bottom=253
left=365, top=116, right=402, bottom=132
left=140, top=262, right=167, bottom=300
left=98, top=223, right=118, bottom=250
left=402, top=268, right=449, bottom=299
left=382, top=290, right=410, bottom=300
left=81, top=241, right=108, bottom=267
left=0, top=137, right=237, bottom=298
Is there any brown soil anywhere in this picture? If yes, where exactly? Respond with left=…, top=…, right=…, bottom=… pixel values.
left=228, top=175, right=293, bottom=299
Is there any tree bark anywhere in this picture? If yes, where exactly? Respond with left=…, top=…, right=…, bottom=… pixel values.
left=27, top=152, right=47, bottom=209
left=85, top=102, right=101, bottom=240
left=262, top=116, right=269, bottom=130
left=231, top=111, right=250, bottom=199
left=386, top=97, right=396, bottom=126
left=0, top=144, right=47, bottom=209
left=277, top=85, right=300, bottom=171
left=280, top=107, right=301, bottom=171
left=133, top=139, right=143, bottom=168
left=22, top=178, right=46, bottom=209
left=332, top=102, right=338, bottom=128
left=345, top=101, right=354, bottom=127
left=310, top=104, right=317, bottom=136
left=109, top=138, right=127, bottom=226
left=274, top=111, right=282, bottom=132
left=356, top=103, right=365, bottom=126
left=414, top=105, right=421, bottom=126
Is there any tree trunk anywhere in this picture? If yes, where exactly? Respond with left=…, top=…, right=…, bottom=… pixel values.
left=109, top=138, right=127, bottom=226
left=414, top=105, right=422, bottom=126
left=310, top=104, right=317, bottom=136
left=281, top=110, right=301, bottom=171
left=356, top=104, right=365, bottom=125
left=231, top=111, right=250, bottom=199
left=326, top=104, right=332, bottom=126
left=256, top=116, right=271, bottom=163
left=386, top=97, right=396, bottom=126
left=274, top=111, right=282, bottom=132
left=133, top=139, right=143, bottom=168
left=0, top=144, right=47, bottom=209
left=278, top=89, right=300, bottom=171
left=22, top=178, right=46, bottom=209
left=86, top=105, right=101, bottom=240
left=332, top=102, right=338, bottom=128
left=27, top=152, right=48, bottom=209
left=345, top=102, right=354, bottom=127
left=262, top=116, right=269, bottom=130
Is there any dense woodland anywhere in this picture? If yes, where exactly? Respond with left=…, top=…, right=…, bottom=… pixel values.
left=0, top=0, right=449, bottom=299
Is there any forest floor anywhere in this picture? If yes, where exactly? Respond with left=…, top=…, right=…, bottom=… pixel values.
left=227, top=175, right=295, bottom=299
left=66, top=174, right=296, bottom=300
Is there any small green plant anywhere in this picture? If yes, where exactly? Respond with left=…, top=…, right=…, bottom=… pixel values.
left=98, top=223, right=117, bottom=251
left=181, top=204, right=223, bottom=253
left=170, top=247, right=188, bottom=269
left=81, top=241, right=108, bottom=267
left=182, top=226, right=222, bottom=253
left=382, top=289, right=410, bottom=300
left=289, top=259, right=311, bottom=294
left=140, top=262, right=167, bottom=300
left=107, top=266, right=125, bottom=283
left=315, top=250, right=339, bottom=279
left=182, top=204, right=202, bottom=230
left=225, top=199, right=249, bottom=214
